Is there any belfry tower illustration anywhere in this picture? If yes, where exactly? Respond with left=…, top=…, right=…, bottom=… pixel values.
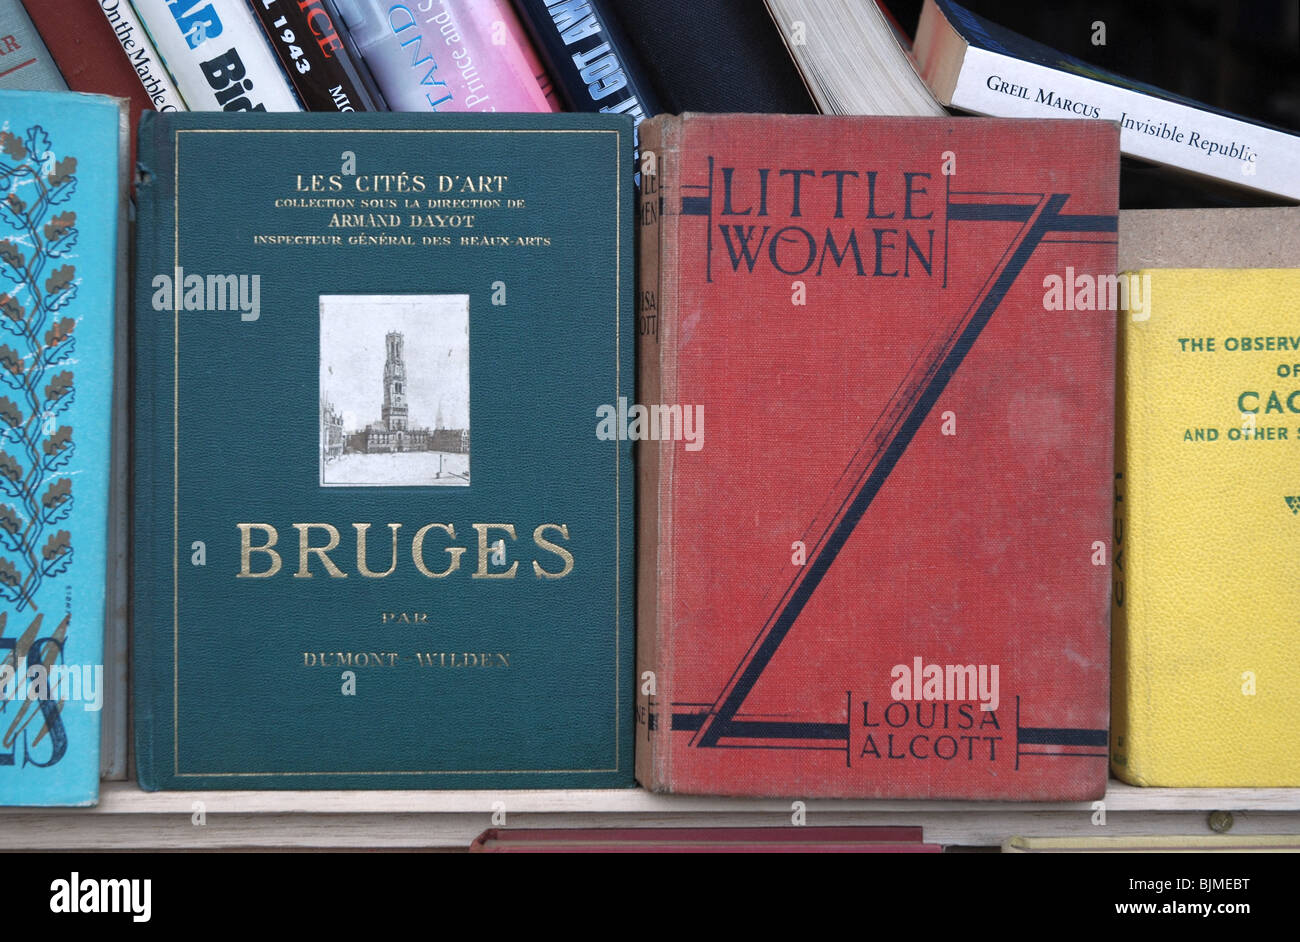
left=381, top=331, right=409, bottom=431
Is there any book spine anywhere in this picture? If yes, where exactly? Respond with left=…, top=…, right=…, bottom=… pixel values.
left=0, top=0, right=69, bottom=90
left=512, top=2, right=560, bottom=111
left=101, top=98, right=133, bottom=782
left=131, top=111, right=171, bottom=793
left=330, top=0, right=557, bottom=113
left=95, top=0, right=189, bottom=111
left=248, top=0, right=384, bottom=110
left=600, top=0, right=817, bottom=114
left=1110, top=295, right=1132, bottom=781
left=1110, top=278, right=1148, bottom=786
left=512, top=0, right=654, bottom=176
left=945, top=44, right=1300, bottom=202
left=318, top=0, right=390, bottom=107
left=130, top=0, right=303, bottom=110
left=634, top=115, right=676, bottom=792
left=511, top=0, right=656, bottom=120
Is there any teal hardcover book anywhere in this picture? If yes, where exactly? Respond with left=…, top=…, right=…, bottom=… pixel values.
left=133, top=111, right=635, bottom=789
left=0, top=91, right=124, bottom=805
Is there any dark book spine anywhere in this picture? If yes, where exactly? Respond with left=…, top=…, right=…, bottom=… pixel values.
left=131, top=109, right=171, bottom=792
left=601, top=0, right=815, bottom=114
left=511, top=0, right=658, bottom=122
left=248, top=0, right=385, bottom=111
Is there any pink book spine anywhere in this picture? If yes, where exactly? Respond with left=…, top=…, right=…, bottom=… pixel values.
left=335, top=0, right=560, bottom=113
left=417, top=0, right=557, bottom=112
left=458, top=0, right=561, bottom=111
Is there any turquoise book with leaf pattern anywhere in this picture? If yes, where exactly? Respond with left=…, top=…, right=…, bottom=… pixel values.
left=0, top=91, right=124, bottom=806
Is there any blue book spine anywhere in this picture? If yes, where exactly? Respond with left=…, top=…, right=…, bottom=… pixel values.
left=0, top=90, right=122, bottom=806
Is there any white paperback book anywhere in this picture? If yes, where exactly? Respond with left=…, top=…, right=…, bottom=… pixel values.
left=99, top=0, right=189, bottom=111
left=914, top=0, right=1300, bottom=202
left=764, top=0, right=946, bottom=116
left=130, top=0, right=302, bottom=111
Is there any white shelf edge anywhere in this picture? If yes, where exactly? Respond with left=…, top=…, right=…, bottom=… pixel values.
left=3, top=782, right=1299, bottom=849
left=5, top=781, right=1300, bottom=816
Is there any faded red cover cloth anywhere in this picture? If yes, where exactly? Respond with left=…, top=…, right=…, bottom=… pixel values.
left=21, top=0, right=154, bottom=168
left=469, top=827, right=940, bottom=853
left=636, top=114, right=1118, bottom=799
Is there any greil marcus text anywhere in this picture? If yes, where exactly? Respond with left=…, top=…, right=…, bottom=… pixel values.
left=237, top=522, right=573, bottom=579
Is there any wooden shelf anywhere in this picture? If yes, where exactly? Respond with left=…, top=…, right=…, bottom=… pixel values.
left=4, top=782, right=1300, bottom=850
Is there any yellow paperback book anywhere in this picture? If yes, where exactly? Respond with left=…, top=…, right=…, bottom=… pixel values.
left=1113, top=268, right=1300, bottom=786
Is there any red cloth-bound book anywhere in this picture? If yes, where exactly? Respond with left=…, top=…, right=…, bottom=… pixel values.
left=21, top=0, right=155, bottom=165
left=635, top=113, right=1118, bottom=800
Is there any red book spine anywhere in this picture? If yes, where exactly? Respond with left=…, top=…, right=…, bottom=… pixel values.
left=471, top=841, right=941, bottom=853
left=635, top=114, right=678, bottom=792
left=468, top=826, right=939, bottom=852
left=20, top=0, right=154, bottom=167
left=472, top=825, right=926, bottom=845
left=21, top=1, right=150, bottom=107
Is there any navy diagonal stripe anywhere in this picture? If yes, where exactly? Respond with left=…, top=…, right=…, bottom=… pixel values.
left=1019, top=726, right=1109, bottom=747
left=696, top=194, right=1117, bottom=749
